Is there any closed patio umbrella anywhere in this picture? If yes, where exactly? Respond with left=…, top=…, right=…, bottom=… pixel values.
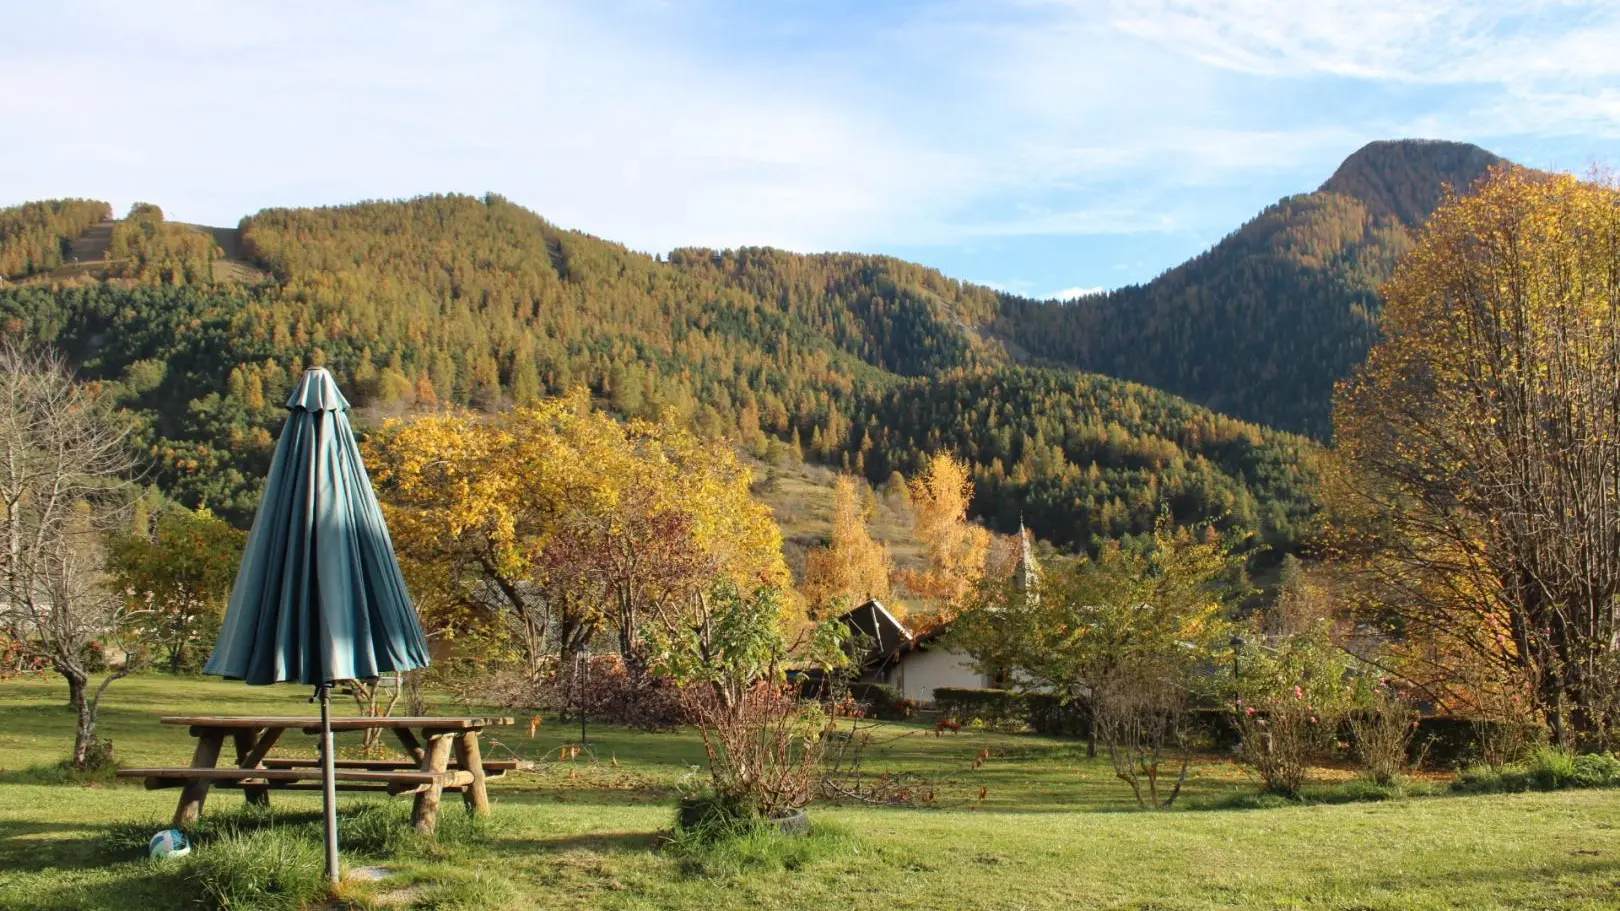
left=205, top=367, right=429, bottom=884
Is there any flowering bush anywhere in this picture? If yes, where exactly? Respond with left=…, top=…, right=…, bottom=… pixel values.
left=1234, top=623, right=1356, bottom=797
left=1235, top=697, right=1328, bottom=798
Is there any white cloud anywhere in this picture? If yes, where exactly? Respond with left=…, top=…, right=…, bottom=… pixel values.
left=0, top=1, right=978, bottom=252
left=1049, top=285, right=1106, bottom=300
left=0, top=0, right=1615, bottom=270
left=1102, top=0, right=1620, bottom=85
left=1098, top=0, right=1620, bottom=143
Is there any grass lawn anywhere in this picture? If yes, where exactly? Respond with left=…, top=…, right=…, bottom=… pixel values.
left=2, top=674, right=1619, bottom=910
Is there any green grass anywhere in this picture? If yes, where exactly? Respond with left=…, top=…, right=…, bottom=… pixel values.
left=4, top=674, right=1620, bottom=909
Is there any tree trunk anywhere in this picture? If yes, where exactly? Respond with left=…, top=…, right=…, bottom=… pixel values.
left=63, top=667, right=95, bottom=769
left=73, top=692, right=97, bottom=769
left=65, top=669, right=85, bottom=711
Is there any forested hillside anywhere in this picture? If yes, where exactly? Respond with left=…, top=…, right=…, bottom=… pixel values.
left=995, top=139, right=1506, bottom=437
left=0, top=199, right=111, bottom=279
left=839, top=367, right=1314, bottom=551
left=0, top=191, right=1318, bottom=558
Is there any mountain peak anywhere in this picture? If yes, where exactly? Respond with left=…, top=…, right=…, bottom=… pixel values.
left=1320, top=139, right=1505, bottom=227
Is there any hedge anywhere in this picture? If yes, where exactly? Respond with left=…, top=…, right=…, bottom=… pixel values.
left=1026, top=694, right=1091, bottom=738
left=1410, top=716, right=1544, bottom=768
left=1185, top=708, right=1241, bottom=751
left=933, top=687, right=1027, bottom=727
left=846, top=683, right=914, bottom=721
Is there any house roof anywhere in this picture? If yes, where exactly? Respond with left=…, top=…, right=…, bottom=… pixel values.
left=835, top=599, right=913, bottom=654
left=835, top=599, right=970, bottom=669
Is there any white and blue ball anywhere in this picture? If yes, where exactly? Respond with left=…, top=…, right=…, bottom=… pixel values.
left=149, top=828, right=191, bottom=861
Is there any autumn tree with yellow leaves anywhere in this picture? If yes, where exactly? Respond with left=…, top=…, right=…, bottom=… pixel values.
left=801, top=475, right=892, bottom=619
left=1331, top=167, right=1620, bottom=746
left=364, top=390, right=789, bottom=679
left=898, top=453, right=991, bottom=623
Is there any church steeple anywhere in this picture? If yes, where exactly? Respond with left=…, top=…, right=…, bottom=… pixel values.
left=1016, top=515, right=1039, bottom=595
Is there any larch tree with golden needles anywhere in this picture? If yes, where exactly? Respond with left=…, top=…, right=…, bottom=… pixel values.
left=1330, top=166, right=1620, bottom=746
left=801, top=475, right=892, bottom=619
left=899, top=452, right=990, bottom=622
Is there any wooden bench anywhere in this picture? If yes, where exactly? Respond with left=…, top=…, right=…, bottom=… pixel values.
left=119, top=766, right=476, bottom=796
left=258, top=757, right=520, bottom=773
left=115, top=715, right=514, bottom=834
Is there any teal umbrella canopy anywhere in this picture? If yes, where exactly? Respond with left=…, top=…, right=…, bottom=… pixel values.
left=205, top=368, right=430, bottom=685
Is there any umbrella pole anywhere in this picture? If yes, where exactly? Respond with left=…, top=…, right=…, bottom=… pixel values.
left=318, top=684, right=340, bottom=885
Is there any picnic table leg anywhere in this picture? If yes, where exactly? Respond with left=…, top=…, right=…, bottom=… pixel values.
left=392, top=727, right=425, bottom=765
left=412, top=732, right=454, bottom=836
left=232, top=729, right=271, bottom=808
left=173, top=732, right=225, bottom=828
left=452, top=731, right=491, bottom=816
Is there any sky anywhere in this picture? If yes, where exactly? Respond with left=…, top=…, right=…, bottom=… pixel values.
left=3, top=1, right=1620, bottom=298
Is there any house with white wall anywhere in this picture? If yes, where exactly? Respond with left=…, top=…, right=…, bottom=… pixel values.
left=837, top=522, right=1039, bottom=704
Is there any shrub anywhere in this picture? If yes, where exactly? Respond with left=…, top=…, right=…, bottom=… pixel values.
left=1473, top=718, right=1534, bottom=770
left=1346, top=691, right=1421, bottom=785
left=659, top=583, right=865, bottom=821
left=1233, top=624, right=1356, bottom=797
left=1406, top=716, right=1541, bottom=769
left=1026, top=694, right=1091, bottom=737
left=682, top=680, right=841, bottom=819
left=845, top=683, right=911, bottom=720
left=1236, top=703, right=1326, bottom=798
left=933, top=687, right=1026, bottom=729
left=1526, top=746, right=1578, bottom=790
left=1571, top=752, right=1620, bottom=787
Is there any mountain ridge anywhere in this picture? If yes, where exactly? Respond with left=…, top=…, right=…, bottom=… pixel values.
left=0, top=137, right=1504, bottom=554
left=1319, top=138, right=1505, bottom=226
left=993, top=138, right=1510, bottom=437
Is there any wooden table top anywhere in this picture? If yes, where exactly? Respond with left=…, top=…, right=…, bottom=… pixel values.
left=160, top=716, right=515, bottom=730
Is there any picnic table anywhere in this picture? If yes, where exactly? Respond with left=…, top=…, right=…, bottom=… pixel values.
left=117, top=715, right=515, bottom=834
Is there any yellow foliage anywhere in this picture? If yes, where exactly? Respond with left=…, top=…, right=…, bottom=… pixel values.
left=1330, top=166, right=1620, bottom=738
left=801, top=475, right=892, bottom=618
left=363, top=389, right=789, bottom=663
left=898, top=452, right=991, bottom=622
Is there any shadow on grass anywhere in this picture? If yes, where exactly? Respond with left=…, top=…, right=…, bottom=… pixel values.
left=493, top=830, right=661, bottom=856
left=1329, top=852, right=1620, bottom=903
left=0, top=862, right=193, bottom=911
left=0, top=818, right=123, bottom=873
left=494, top=786, right=678, bottom=810
left=0, top=819, right=105, bottom=838
left=0, top=763, right=134, bottom=787
left=1180, top=779, right=1447, bottom=813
